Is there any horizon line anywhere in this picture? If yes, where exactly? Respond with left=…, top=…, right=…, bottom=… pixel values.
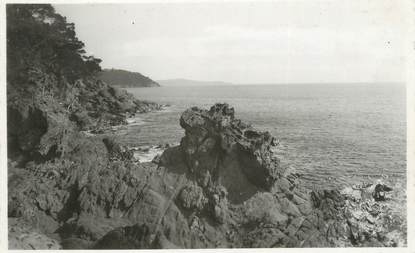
left=156, top=79, right=405, bottom=86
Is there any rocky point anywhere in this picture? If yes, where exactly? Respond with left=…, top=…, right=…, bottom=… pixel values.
left=8, top=103, right=406, bottom=248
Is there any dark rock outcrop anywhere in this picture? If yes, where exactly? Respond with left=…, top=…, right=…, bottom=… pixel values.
left=75, top=79, right=161, bottom=128
left=8, top=133, right=192, bottom=248
left=373, top=184, right=393, bottom=201
left=8, top=103, right=406, bottom=249
left=7, top=4, right=163, bottom=250
left=103, top=137, right=134, bottom=161
left=93, top=224, right=152, bottom=249
left=177, top=103, right=280, bottom=203
left=154, top=103, right=406, bottom=248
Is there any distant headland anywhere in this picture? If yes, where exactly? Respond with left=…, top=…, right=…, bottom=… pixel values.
left=99, top=68, right=160, bottom=88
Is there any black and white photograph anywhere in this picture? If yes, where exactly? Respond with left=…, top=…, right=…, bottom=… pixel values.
left=2, top=0, right=413, bottom=250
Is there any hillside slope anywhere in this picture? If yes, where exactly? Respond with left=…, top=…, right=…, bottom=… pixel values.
left=7, top=4, right=161, bottom=174
left=99, top=69, right=160, bottom=88
left=7, top=4, right=161, bottom=161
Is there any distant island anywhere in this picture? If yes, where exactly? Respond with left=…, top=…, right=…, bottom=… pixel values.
left=99, top=68, right=160, bottom=88
left=157, top=78, right=233, bottom=86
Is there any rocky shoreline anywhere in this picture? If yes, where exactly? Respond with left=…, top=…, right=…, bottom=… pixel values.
left=6, top=5, right=406, bottom=249
left=8, top=103, right=406, bottom=249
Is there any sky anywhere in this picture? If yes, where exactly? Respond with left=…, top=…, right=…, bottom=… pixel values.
left=54, top=1, right=406, bottom=84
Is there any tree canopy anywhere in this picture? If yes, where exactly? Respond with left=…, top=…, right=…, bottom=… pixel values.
left=7, top=4, right=102, bottom=86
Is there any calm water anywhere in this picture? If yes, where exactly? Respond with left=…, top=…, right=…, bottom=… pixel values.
left=119, top=84, right=406, bottom=189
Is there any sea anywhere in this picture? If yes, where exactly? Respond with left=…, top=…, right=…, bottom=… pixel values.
left=116, top=83, right=406, bottom=190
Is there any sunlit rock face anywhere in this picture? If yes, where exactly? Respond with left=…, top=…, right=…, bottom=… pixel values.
left=178, top=103, right=281, bottom=203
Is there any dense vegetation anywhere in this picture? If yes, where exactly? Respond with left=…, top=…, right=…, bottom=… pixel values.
left=7, top=4, right=159, bottom=163
left=7, top=5, right=164, bottom=249
left=7, top=4, right=101, bottom=91
left=6, top=4, right=406, bottom=250
left=98, top=68, right=160, bottom=87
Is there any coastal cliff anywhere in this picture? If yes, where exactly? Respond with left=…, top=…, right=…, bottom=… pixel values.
left=7, top=4, right=161, bottom=165
left=7, top=4, right=405, bottom=249
left=6, top=4, right=162, bottom=249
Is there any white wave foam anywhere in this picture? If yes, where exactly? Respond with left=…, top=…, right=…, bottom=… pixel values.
left=133, top=145, right=164, bottom=162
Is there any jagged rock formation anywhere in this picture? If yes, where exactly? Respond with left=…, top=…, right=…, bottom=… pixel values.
left=152, top=104, right=406, bottom=247
left=7, top=5, right=406, bottom=249
left=178, top=104, right=281, bottom=203
left=8, top=103, right=406, bottom=249
left=83, top=104, right=409, bottom=248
